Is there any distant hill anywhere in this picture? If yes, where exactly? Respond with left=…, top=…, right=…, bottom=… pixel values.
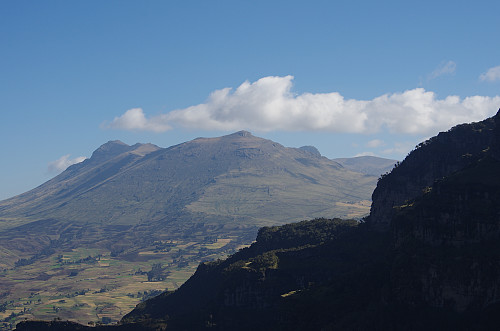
left=0, top=131, right=379, bottom=327
left=333, top=155, right=397, bottom=177
left=24, top=110, right=500, bottom=330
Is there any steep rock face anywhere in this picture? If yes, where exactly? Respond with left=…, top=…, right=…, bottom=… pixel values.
left=390, top=157, right=500, bottom=313
left=394, top=157, right=500, bottom=246
left=369, top=111, right=499, bottom=229
left=377, top=110, right=500, bottom=314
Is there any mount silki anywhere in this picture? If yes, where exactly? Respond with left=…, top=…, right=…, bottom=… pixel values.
left=0, top=131, right=381, bottom=231
left=0, top=131, right=392, bottom=327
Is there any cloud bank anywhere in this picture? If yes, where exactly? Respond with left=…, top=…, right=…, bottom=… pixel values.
left=48, top=155, right=86, bottom=174
left=480, top=66, right=500, bottom=82
left=106, top=76, right=500, bottom=135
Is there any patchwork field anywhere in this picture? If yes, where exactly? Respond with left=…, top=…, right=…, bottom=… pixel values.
left=0, top=226, right=255, bottom=330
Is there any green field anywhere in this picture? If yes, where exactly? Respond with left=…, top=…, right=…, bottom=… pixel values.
left=0, top=223, right=255, bottom=330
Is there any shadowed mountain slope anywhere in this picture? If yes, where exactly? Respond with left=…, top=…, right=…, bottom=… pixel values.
left=369, top=113, right=499, bottom=229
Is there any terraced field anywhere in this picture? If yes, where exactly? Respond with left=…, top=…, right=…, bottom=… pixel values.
left=0, top=224, right=254, bottom=329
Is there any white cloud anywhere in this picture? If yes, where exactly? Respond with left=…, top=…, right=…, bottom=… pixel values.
left=366, top=139, right=384, bottom=148
left=355, top=151, right=376, bottom=157
left=480, top=66, right=500, bottom=82
left=105, top=76, right=500, bottom=135
left=428, top=61, right=456, bottom=80
left=48, top=155, right=86, bottom=174
left=106, top=108, right=171, bottom=132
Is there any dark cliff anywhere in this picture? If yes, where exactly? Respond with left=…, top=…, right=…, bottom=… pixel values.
left=369, top=111, right=498, bottom=229
left=120, top=218, right=391, bottom=330
left=389, top=140, right=500, bottom=315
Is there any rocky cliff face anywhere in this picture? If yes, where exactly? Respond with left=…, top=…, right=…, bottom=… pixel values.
left=387, top=120, right=500, bottom=314
left=369, top=111, right=499, bottom=230
left=393, top=157, right=500, bottom=246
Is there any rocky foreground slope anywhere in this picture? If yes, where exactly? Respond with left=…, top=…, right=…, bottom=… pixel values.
left=16, top=110, right=500, bottom=330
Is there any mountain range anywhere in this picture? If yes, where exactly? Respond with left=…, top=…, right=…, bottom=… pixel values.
left=0, top=131, right=384, bottom=231
left=0, top=131, right=393, bottom=328
left=15, top=110, right=500, bottom=330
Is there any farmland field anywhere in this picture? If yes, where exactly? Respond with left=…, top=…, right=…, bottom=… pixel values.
left=0, top=221, right=256, bottom=330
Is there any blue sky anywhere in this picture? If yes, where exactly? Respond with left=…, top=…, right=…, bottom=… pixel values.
left=1, top=0, right=500, bottom=200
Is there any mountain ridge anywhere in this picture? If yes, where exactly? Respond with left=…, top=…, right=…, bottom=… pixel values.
left=0, top=132, right=380, bottom=228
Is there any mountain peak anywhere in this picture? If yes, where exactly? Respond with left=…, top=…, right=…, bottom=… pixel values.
left=96, top=140, right=129, bottom=150
left=90, top=140, right=132, bottom=161
left=229, top=130, right=253, bottom=137
left=104, top=139, right=128, bottom=146
left=299, top=145, right=321, bottom=157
